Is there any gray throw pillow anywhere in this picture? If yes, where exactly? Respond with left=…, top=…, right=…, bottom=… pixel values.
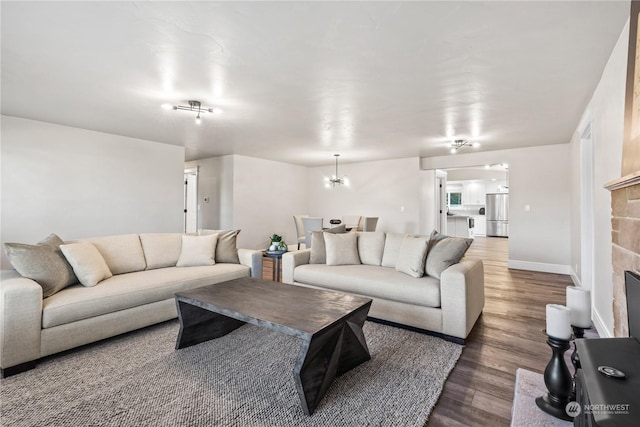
left=309, top=224, right=348, bottom=264
left=3, top=234, right=78, bottom=298
left=425, top=230, right=472, bottom=279
left=357, top=231, right=386, bottom=266
left=324, top=232, right=361, bottom=266
left=200, top=229, right=241, bottom=264
left=395, top=236, right=430, bottom=278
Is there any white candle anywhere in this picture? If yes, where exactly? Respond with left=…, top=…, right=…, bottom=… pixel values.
left=566, top=286, right=592, bottom=328
left=546, top=304, right=572, bottom=340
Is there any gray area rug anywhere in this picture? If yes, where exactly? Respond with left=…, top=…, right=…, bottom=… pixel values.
left=510, top=368, right=572, bottom=427
left=1, top=320, right=461, bottom=427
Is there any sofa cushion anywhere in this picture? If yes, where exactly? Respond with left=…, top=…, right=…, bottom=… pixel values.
left=140, top=233, right=182, bottom=269
left=356, top=231, right=386, bottom=266
left=324, top=232, right=361, bottom=266
left=41, top=264, right=251, bottom=328
left=176, top=234, right=218, bottom=267
left=294, top=264, right=440, bottom=308
left=199, top=229, right=241, bottom=264
left=425, top=230, right=473, bottom=279
left=3, top=234, right=78, bottom=298
left=85, top=234, right=147, bottom=275
left=395, top=236, right=430, bottom=278
left=380, top=233, right=408, bottom=268
left=60, top=242, right=113, bottom=287
left=309, top=224, right=348, bottom=264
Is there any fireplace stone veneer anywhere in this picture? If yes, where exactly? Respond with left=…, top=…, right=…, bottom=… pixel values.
left=608, top=174, right=640, bottom=337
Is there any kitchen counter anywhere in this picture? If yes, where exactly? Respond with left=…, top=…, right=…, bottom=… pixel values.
left=447, top=215, right=472, bottom=238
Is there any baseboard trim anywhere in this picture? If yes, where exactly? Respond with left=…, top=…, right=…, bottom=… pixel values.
left=592, top=307, right=613, bottom=338
left=507, top=259, right=572, bottom=275
left=570, top=267, right=582, bottom=286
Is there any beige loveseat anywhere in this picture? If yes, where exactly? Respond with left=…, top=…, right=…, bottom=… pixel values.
left=0, top=231, right=262, bottom=377
left=282, top=231, right=484, bottom=342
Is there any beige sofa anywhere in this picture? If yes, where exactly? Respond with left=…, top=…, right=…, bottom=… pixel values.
left=0, top=232, right=263, bottom=377
left=282, top=231, right=484, bottom=342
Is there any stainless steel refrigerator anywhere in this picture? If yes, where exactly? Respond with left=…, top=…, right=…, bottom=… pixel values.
left=486, top=193, right=509, bottom=237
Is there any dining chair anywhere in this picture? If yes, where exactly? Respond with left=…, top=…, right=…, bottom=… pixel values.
left=362, top=217, right=379, bottom=232
left=301, top=217, right=323, bottom=248
left=293, top=214, right=309, bottom=249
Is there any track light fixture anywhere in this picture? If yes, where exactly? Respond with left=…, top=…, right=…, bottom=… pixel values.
left=161, top=100, right=222, bottom=124
left=450, top=139, right=480, bottom=154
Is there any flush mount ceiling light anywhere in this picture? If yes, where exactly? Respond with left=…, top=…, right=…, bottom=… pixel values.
left=450, top=139, right=480, bottom=154
left=161, top=100, right=222, bottom=124
left=324, top=154, right=349, bottom=188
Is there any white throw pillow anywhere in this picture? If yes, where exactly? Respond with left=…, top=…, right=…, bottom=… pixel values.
left=324, top=232, right=361, bottom=266
left=395, top=236, right=430, bottom=278
left=176, top=234, right=218, bottom=267
left=60, top=242, right=113, bottom=287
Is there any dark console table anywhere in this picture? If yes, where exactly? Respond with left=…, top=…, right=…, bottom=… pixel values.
left=574, top=338, right=640, bottom=426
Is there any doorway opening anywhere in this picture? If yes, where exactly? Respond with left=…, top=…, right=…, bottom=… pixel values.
left=184, top=167, right=199, bottom=233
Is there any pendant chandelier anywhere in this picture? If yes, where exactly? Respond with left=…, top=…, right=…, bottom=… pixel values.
left=324, top=154, right=349, bottom=188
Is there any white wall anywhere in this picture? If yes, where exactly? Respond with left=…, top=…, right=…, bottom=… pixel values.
left=1, top=115, right=184, bottom=268
left=184, top=155, right=234, bottom=230
left=232, top=155, right=308, bottom=250
left=421, top=144, right=572, bottom=273
left=569, top=20, right=628, bottom=337
left=186, top=155, right=308, bottom=250
left=307, top=157, right=421, bottom=234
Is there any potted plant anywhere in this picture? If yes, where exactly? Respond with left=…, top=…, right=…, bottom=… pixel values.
left=268, top=234, right=283, bottom=252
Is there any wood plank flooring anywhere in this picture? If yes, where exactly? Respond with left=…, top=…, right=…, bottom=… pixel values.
left=428, top=237, right=572, bottom=426
left=263, top=237, right=573, bottom=426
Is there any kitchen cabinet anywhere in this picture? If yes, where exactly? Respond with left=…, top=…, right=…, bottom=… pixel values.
left=472, top=215, right=486, bottom=236
left=447, top=216, right=471, bottom=238
left=463, top=182, right=486, bottom=205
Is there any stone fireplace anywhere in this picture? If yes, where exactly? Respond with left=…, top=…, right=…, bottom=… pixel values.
left=609, top=176, right=640, bottom=337
left=608, top=1, right=640, bottom=337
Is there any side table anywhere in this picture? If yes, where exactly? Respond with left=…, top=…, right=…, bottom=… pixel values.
left=262, top=250, right=285, bottom=282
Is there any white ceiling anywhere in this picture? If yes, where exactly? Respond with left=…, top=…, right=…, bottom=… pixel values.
left=1, top=1, right=630, bottom=166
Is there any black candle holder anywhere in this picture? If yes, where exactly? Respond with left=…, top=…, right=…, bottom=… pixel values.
left=570, top=325, right=585, bottom=371
left=569, top=325, right=586, bottom=401
left=535, top=335, right=573, bottom=421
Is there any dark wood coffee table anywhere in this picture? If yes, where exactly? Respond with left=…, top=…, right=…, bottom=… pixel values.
left=174, top=277, right=372, bottom=415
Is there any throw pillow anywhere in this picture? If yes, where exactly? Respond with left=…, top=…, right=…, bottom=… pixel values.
left=395, top=236, right=430, bottom=278
left=357, top=231, right=386, bottom=266
left=3, top=234, right=78, bottom=298
left=380, top=233, right=408, bottom=268
left=425, top=231, right=472, bottom=279
left=309, top=224, right=347, bottom=264
left=176, top=234, right=218, bottom=267
left=60, top=242, right=113, bottom=287
left=324, top=232, right=361, bottom=266
left=199, top=229, right=240, bottom=264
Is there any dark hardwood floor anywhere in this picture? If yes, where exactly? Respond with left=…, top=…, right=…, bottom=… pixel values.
left=428, top=237, right=572, bottom=426
left=262, top=237, right=573, bottom=426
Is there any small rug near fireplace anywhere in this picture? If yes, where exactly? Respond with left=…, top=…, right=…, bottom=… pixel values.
left=0, top=320, right=461, bottom=427
left=511, top=368, right=572, bottom=427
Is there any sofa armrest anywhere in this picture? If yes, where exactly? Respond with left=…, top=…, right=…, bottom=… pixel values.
left=282, top=249, right=311, bottom=284
left=0, top=273, right=43, bottom=370
left=440, top=258, right=485, bottom=339
left=238, top=249, right=263, bottom=278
